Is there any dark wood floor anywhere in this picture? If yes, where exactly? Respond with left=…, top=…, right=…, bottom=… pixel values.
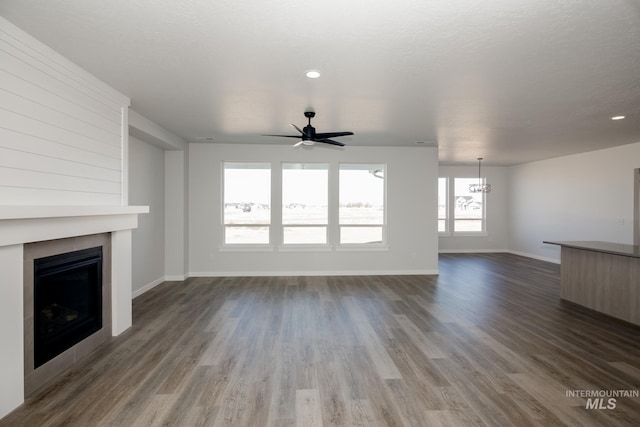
left=3, top=253, right=640, bottom=426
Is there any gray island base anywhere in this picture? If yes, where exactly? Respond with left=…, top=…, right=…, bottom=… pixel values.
left=544, top=241, right=640, bottom=326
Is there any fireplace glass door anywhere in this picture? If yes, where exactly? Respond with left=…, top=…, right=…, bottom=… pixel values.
left=34, top=246, right=103, bottom=368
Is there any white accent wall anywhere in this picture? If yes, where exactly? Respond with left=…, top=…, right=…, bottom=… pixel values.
left=129, top=137, right=165, bottom=296
left=0, top=18, right=142, bottom=418
left=189, top=143, right=439, bottom=276
left=508, top=142, right=640, bottom=262
left=0, top=17, right=130, bottom=205
left=439, top=165, right=509, bottom=252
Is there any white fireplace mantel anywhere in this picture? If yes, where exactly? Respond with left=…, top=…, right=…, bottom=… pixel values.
left=0, top=206, right=149, bottom=247
left=0, top=205, right=148, bottom=419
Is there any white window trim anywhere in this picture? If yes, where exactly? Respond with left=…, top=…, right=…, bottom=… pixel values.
left=439, top=176, right=488, bottom=236
left=220, top=161, right=388, bottom=251
left=338, top=163, right=387, bottom=246
left=278, top=244, right=332, bottom=252
left=281, top=162, right=330, bottom=247
left=336, top=244, right=389, bottom=252
left=222, top=161, right=272, bottom=246
left=438, top=177, right=449, bottom=235
left=219, top=244, right=274, bottom=252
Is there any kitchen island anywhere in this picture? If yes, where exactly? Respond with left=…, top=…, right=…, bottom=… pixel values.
left=544, top=241, right=640, bottom=326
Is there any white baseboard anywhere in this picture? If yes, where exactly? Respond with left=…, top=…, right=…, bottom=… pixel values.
left=508, top=250, right=560, bottom=264
left=132, top=276, right=166, bottom=298
left=164, top=274, right=188, bottom=281
left=437, top=249, right=560, bottom=264
left=189, top=269, right=439, bottom=277
left=132, top=269, right=439, bottom=297
left=438, top=249, right=509, bottom=254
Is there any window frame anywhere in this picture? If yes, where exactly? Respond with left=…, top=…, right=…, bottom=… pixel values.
left=220, top=161, right=390, bottom=251
left=337, top=163, right=387, bottom=248
left=280, top=162, right=330, bottom=248
left=439, top=176, right=488, bottom=236
left=221, top=161, right=273, bottom=248
left=438, top=177, right=448, bottom=234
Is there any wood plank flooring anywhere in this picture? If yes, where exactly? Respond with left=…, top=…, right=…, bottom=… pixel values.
left=2, top=253, right=640, bottom=426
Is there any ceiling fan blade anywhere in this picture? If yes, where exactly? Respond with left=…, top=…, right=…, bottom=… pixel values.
left=263, top=134, right=303, bottom=138
left=316, top=138, right=345, bottom=147
left=314, top=131, right=353, bottom=138
left=290, top=123, right=304, bottom=134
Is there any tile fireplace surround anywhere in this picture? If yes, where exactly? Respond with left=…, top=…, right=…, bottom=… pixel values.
left=0, top=206, right=148, bottom=419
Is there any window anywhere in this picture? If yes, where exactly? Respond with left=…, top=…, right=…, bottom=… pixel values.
left=439, top=177, right=486, bottom=234
left=282, top=163, right=328, bottom=244
left=222, top=161, right=390, bottom=248
left=438, top=177, right=448, bottom=233
left=223, top=162, right=271, bottom=244
left=454, top=178, right=485, bottom=232
left=339, top=164, right=385, bottom=244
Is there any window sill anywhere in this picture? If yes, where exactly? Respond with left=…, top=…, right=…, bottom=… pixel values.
left=440, top=232, right=488, bottom=237
left=219, top=244, right=275, bottom=252
left=336, top=244, right=389, bottom=252
left=278, top=244, right=332, bottom=252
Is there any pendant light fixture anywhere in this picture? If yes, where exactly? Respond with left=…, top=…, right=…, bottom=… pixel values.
left=469, top=157, right=491, bottom=193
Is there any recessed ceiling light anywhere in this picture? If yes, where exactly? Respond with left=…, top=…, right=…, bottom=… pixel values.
left=305, top=70, right=321, bottom=79
left=611, top=115, right=626, bottom=120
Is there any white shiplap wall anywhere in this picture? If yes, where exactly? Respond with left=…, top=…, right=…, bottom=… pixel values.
left=0, top=17, right=130, bottom=205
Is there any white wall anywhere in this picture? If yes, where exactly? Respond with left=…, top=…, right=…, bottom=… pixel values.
left=0, top=17, right=130, bottom=206
left=0, top=244, right=23, bottom=418
left=508, top=142, right=640, bottom=262
left=189, top=143, right=439, bottom=276
left=439, top=165, right=509, bottom=252
left=128, top=137, right=165, bottom=296
left=128, top=108, right=189, bottom=282
left=165, top=150, right=189, bottom=280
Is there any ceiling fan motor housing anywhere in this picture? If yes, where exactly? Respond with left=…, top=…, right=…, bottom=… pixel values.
left=302, top=125, right=315, bottom=140
left=302, top=111, right=316, bottom=140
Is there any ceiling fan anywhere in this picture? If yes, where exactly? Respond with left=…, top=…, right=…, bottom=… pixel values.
left=265, top=111, right=353, bottom=147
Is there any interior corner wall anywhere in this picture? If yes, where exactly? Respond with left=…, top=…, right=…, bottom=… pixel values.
left=188, top=143, right=439, bottom=276
left=438, top=165, right=509, bottom=252
left=128, top=137, right=165, bottom=295
left=508, top=142, right=640, bottom=262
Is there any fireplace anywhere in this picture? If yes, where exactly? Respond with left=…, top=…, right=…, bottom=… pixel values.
left=0, top=205, right=146, bottom=418
left=33, top=247, right=103, bottom=368
left=23, top=233, right=112, bottom=396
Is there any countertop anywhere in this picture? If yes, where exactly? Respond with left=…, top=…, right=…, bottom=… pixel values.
left=543, top=240, right=640, bottom=259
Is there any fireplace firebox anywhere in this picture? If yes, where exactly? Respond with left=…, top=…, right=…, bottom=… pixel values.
left=33, top=246, right=103, bottom=368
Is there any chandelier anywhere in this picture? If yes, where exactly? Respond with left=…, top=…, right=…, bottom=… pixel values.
left=469, top=157, right=491, bottom=193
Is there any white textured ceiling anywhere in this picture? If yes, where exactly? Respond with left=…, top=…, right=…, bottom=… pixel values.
left=2, top=0, right=639, bottom=165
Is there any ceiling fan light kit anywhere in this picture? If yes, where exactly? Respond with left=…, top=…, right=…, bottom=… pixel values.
left=264, top=111, right=353, bottom=147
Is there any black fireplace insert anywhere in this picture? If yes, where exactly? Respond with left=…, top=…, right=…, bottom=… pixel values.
left=34, top=246, right=103, bottom=368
